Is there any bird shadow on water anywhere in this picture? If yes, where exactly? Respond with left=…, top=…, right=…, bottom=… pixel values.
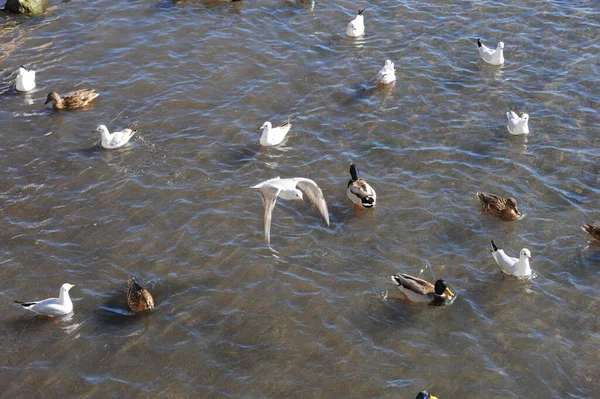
left=95, top=289, right=154, bottom=328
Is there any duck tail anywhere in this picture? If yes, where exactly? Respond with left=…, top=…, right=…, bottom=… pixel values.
left=362, top=196, right=375, bottom=207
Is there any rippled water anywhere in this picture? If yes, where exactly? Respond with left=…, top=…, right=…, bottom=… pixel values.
left=1, top=0, right=599, bottom=397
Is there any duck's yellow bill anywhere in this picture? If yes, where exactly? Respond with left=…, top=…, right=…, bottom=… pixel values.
left=445, top=288, right=454, bottom=297
left=430, top=396, right=438, bottom=399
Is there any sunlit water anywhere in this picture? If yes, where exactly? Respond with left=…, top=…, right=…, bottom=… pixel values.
left=1, top=1, right=599, bottom=398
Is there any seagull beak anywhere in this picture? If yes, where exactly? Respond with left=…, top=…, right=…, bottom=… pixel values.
left=528, top=256, right=533, bottom=261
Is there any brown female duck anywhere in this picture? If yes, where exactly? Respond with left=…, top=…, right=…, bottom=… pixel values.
left=477, top=192, right=521, bottom=221
left=44, top=89, right=99, bottom=110
left=127, top=277, right=154, bottom=313
left=582, top=223, right=600, bottom=249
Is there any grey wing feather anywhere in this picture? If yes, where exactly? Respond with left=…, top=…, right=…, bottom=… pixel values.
left=393, top=273, right=434, bottom=295
left=295, top=178, right=330, bottom=226
left=260, top=186, right=281, bottom=245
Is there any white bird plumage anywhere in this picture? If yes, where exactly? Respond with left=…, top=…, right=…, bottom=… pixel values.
left=16, top=65, right=36, bottom=92
left=477, top=38, right=504, bottom=65
left=506, top=111, right=530, bottom=135
left=346, top=9, right=365, bottom=37
left=94, top=123, right=138, bottom=149
left=252, top=177, right=330, bottom=248
left=259, top=118, right=293, bottom=147
left=376, top=60, right=396, bottom=85
left=490, top=240, right=532, bottom=278
left=14, top=283, right=75, bottom=317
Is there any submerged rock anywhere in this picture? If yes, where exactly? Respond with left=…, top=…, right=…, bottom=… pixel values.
left=4, top=0, right=48, bottom=16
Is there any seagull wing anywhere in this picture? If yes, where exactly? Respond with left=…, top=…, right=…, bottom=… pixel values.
left=294, top=178, right=330, bottom=226
left=259, top=185, right=281, bottom=245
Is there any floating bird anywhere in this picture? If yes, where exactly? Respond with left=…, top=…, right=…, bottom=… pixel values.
left=477, top=38, right=504, bottom=65
left=346, top=9, right=365, bottom=37
left=489, top=240, right=532, bottom=277
left=252, top=177, right=329, bottom=248
left=44, top=89, right=99, bottom=110
left=376, top=60, right=396, bottom=85
left=14, top=283, right=75, bottom=317
left=127, top=277, right=154, bottom=313
left=391, top=273, right=455, bottom=306
left=94, top=122, right=138, bottom=149
left=506, top=111, right=530, bottom=135
left=15, top=65, right=36, bottom=92
left=259, top=118, right=294, bottom=147
left=581, top=223, right=600, bottom=249
left=347, top=163, right=376, bottom=213
left=476, top=192, right=522, bottom=221
left=416, top=391, right=438, bottom=399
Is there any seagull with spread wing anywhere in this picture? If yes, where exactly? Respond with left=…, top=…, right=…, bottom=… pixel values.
left=252, top=177, right=330, bottom=249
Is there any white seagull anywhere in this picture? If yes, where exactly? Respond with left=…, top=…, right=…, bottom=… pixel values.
left=506, top=111, right=530, bottom=135
left=259, top=118, right=294, bottom=147
left=16, top=65, right=36, bottom=92
left=94, top=122, right=138, bottom=149
left=477, top=38, right=504, bottom=65
left=489, top=240, right=532, bottom=278
left=376, top=60, right=396, bottom=85
left=346, top=9, right=365, bottom=38
left=252, top=177, right=330, bottom=248
left=14, top=283, right=75, bottom=317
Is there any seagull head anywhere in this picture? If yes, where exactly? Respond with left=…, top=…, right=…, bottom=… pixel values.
left=520, top=249, right=533, bottom=262
left=260, top=121, right=272, bottom=131
left=61, top=283, right=75, bottom=292
left=293, top=189, right=304, bottom=202
left=520, top=113, right=529, bottom=122
left=497, top=41, right=505, bottom=50
left=384, top=59, right=392, bottom=67
left=94, top=125, right=109, bottom=135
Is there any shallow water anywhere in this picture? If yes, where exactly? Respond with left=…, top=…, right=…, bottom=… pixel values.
left=1, top=0, right=599, bottom=398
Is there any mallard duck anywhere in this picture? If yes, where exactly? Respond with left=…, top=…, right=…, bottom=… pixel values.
left=44, top=89, right=99, bottom=110
left=94, top=122, right=138, bottom=149
left=391, top=273, right=455, bottom=306
left=581, top=224, right=600, bottom=248
left=477, top=38, right=504, bottom=65
left=346, top=9, right=365, bottom=37
left=14, top=283, right=75, bottom=317
left=259, top=117, right=294, bottom=147
left=347, top=163, right=376, bottom=213
left=127, top=277, right=154, bottom=313
left=16, top=65, right=36, bottom=92
left=416, top=391, right=438, bottom=399
left=489, top=240, right=532, bottom=278
left=476, top=192, right=521, bottom=221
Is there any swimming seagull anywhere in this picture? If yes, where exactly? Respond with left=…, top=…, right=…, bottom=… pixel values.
left=259, top=118, right=294, bottom=147
left=16, top=65, right=36, bottom=92
left=376, top=60, right=396, bottom=85
left=506, top=111, right=530, bottom=135
left=489, top=240, right=532, bottom=278
left=477, top=38, right=504, bottom=65
left=346, top=9, right=365, bottom=37
left=94, top=122, right=138, bottom=149
left=252, top=177, right=329, bottom=248
left=14, top=283, right=75, bottom=317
